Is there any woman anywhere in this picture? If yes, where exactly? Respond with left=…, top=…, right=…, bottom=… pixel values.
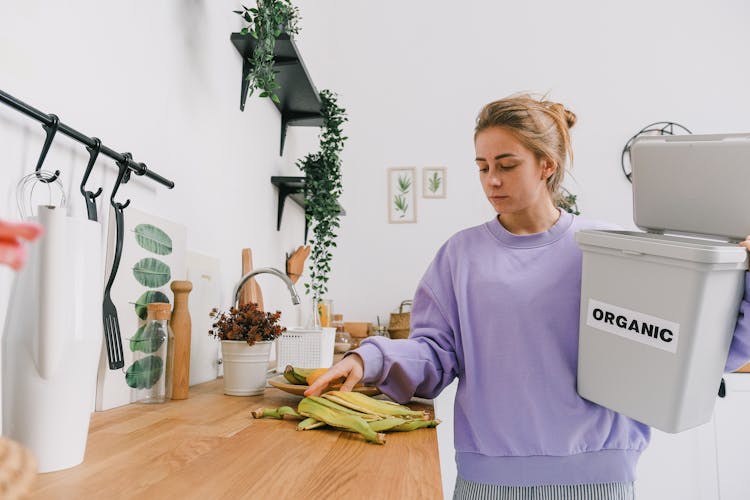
left=305, top=94, right=750, bottom=499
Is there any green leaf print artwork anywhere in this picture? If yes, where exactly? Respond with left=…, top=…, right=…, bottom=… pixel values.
left=132, top=258, right=171, bottom=288
left=125, top=355, right=164, bottom=389
left=129, top=323, right=166, bottom=353
left=428, top=172, right=441, bottom=193
left=394, top=194, right=408, bottom=218
left=394, top=173, right=411, bottom=218
left=397, top=174, right=411, bottom=194
left=134, top=224, right=173, bottom=255
left=134, top=290, right=170, bottom=320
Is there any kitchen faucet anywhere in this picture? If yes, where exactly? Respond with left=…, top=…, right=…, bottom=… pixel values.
left=231, top=267, right=301, bottom=307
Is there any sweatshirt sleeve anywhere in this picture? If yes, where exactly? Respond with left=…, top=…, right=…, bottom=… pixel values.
left=344, top=249, right=460, bottom=403
left=724, top=272, right=750, bottom=372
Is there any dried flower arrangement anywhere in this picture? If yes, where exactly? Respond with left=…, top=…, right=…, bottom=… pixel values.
left=209, top=302, right=286, bottom=346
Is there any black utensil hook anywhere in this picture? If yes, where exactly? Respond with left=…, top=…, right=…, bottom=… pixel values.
left=80, top=137, right=104, bottom=221
left=35, top=114, right=61, bottom=183
left=111, top=152, right=132, bottom=210
left=102, top=151, right=131, bottom=371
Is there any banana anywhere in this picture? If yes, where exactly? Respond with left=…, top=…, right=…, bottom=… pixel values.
left=298, top=397, right=386, bottom=445
left=322, top=391, right=429, bottom=420
left=284, top=365, right=318, bottom=385
left=283, top=365, right=301, bottom=384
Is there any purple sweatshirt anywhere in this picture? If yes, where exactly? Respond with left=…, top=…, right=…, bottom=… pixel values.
left=349, top=210, right=750, bottom=486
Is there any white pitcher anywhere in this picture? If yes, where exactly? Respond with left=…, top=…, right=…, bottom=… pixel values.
left=2, top=205, right=103, bottom=473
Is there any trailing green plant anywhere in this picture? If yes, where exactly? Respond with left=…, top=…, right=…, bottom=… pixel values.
left=234, top=0, right=300, bottom=104
left=296, top=90, right=348, bottom=303
left=558, top=188, right=580, bottom=215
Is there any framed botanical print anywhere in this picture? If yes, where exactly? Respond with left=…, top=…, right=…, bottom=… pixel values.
left=387, top=167, right=417, bottom=223
left=422, top=167, right=447, bottom=198
left=95, top=206, right=186, bottom=410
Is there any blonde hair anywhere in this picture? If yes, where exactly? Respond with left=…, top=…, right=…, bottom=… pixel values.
left=474, top=93, right=576, bottom=205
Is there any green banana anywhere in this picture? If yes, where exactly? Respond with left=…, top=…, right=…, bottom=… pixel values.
left=284, top=365, right=316, bottom=385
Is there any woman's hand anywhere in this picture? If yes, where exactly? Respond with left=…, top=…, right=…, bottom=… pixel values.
left=741, top=236, right=750, bottom=270
left=0, top=219, right=43, bottom=271
left=304, top=353, right=365, bottom=397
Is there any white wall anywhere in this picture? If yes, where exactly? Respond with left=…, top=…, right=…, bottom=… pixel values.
left=297, top=1, right=750, bottom=498
left=0, top=0, right=324, bottom=409
left=2, top=0, right=750, bottom=498
left=306, top=0, right=750, bottom=323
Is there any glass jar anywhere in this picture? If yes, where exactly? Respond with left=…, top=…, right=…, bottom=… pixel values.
left=332, top=313, right=351, bottom=352
left=334, top=330, right=352, bottom=353
left=317, top=299, right=333, bottom=328
left=332, top=313, right=344, bottom=332
left=372, top=325, right=390, bottom=338
left=126, top=303, right=173, bottom=403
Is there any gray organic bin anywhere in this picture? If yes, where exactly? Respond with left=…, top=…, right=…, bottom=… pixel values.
left=576, top=133, right=750, bottom=433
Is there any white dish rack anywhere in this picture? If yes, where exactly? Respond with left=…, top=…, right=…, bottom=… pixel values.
left=276, top=327, right=336, bottom=372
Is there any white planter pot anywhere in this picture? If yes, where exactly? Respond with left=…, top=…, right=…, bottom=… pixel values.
left=220, top=340, right=272, bottom=396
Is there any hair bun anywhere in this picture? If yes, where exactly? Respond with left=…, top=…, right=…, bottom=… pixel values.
left=563, top=108, right=577, bottom=129
left=547, top=101, right=577, bottom=129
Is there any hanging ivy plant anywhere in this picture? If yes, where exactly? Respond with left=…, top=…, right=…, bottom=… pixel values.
left=234, top=0, right=300, bottom=104
left=296, top=90, right=348, bottom=303
left=558, top=187, right=580, bottom=215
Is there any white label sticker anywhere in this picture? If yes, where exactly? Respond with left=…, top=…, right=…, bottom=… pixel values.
left=586, top=299, right=680, bottom=354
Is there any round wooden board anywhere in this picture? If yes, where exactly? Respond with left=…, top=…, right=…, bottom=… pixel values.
left=267, top=375, right=381, bottom=397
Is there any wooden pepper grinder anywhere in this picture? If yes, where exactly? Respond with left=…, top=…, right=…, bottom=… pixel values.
left=170, top=280, right=193, bottom=400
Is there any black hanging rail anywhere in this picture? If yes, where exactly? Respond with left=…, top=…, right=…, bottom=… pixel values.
left=0, top=88, right=174, bottom=189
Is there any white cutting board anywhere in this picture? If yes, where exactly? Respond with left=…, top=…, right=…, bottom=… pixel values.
left=186, top=251, right=221, bottom=385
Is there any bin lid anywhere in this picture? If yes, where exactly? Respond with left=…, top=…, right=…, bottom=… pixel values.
left=631, top=133, right=750, bottom=242
left=575, top=230, right=748, bottom=264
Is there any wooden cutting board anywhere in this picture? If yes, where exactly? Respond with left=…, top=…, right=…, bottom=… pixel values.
left=240, top=248, right=263, bottom=310
left=185, top=251, right=221, bottom=385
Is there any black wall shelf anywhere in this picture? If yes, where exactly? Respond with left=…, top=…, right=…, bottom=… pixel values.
left=271, top=176, right=346, bottom=243
left=231, top=33, right=323, bottom=156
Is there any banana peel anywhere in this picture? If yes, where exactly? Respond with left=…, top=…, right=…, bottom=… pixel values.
left=252, top=391, right=440, bottom=445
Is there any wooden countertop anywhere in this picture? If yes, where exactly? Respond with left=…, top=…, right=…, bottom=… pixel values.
left=29, top=378, right=443, bottom=499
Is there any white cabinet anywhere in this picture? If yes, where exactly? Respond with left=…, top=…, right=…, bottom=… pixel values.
left=635, top=416, right=718, bottom=499
left=714, top=374, right=750, bottom=500
left=435, top=375, right=750, bottom=500
left=620, top=373, right=750, bottom=500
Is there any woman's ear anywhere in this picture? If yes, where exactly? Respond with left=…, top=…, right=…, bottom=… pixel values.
left=541, top=158, right=557, bottom=180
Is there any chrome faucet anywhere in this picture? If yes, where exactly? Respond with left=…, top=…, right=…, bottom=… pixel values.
left=231, top=267, right=301, bottom=307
